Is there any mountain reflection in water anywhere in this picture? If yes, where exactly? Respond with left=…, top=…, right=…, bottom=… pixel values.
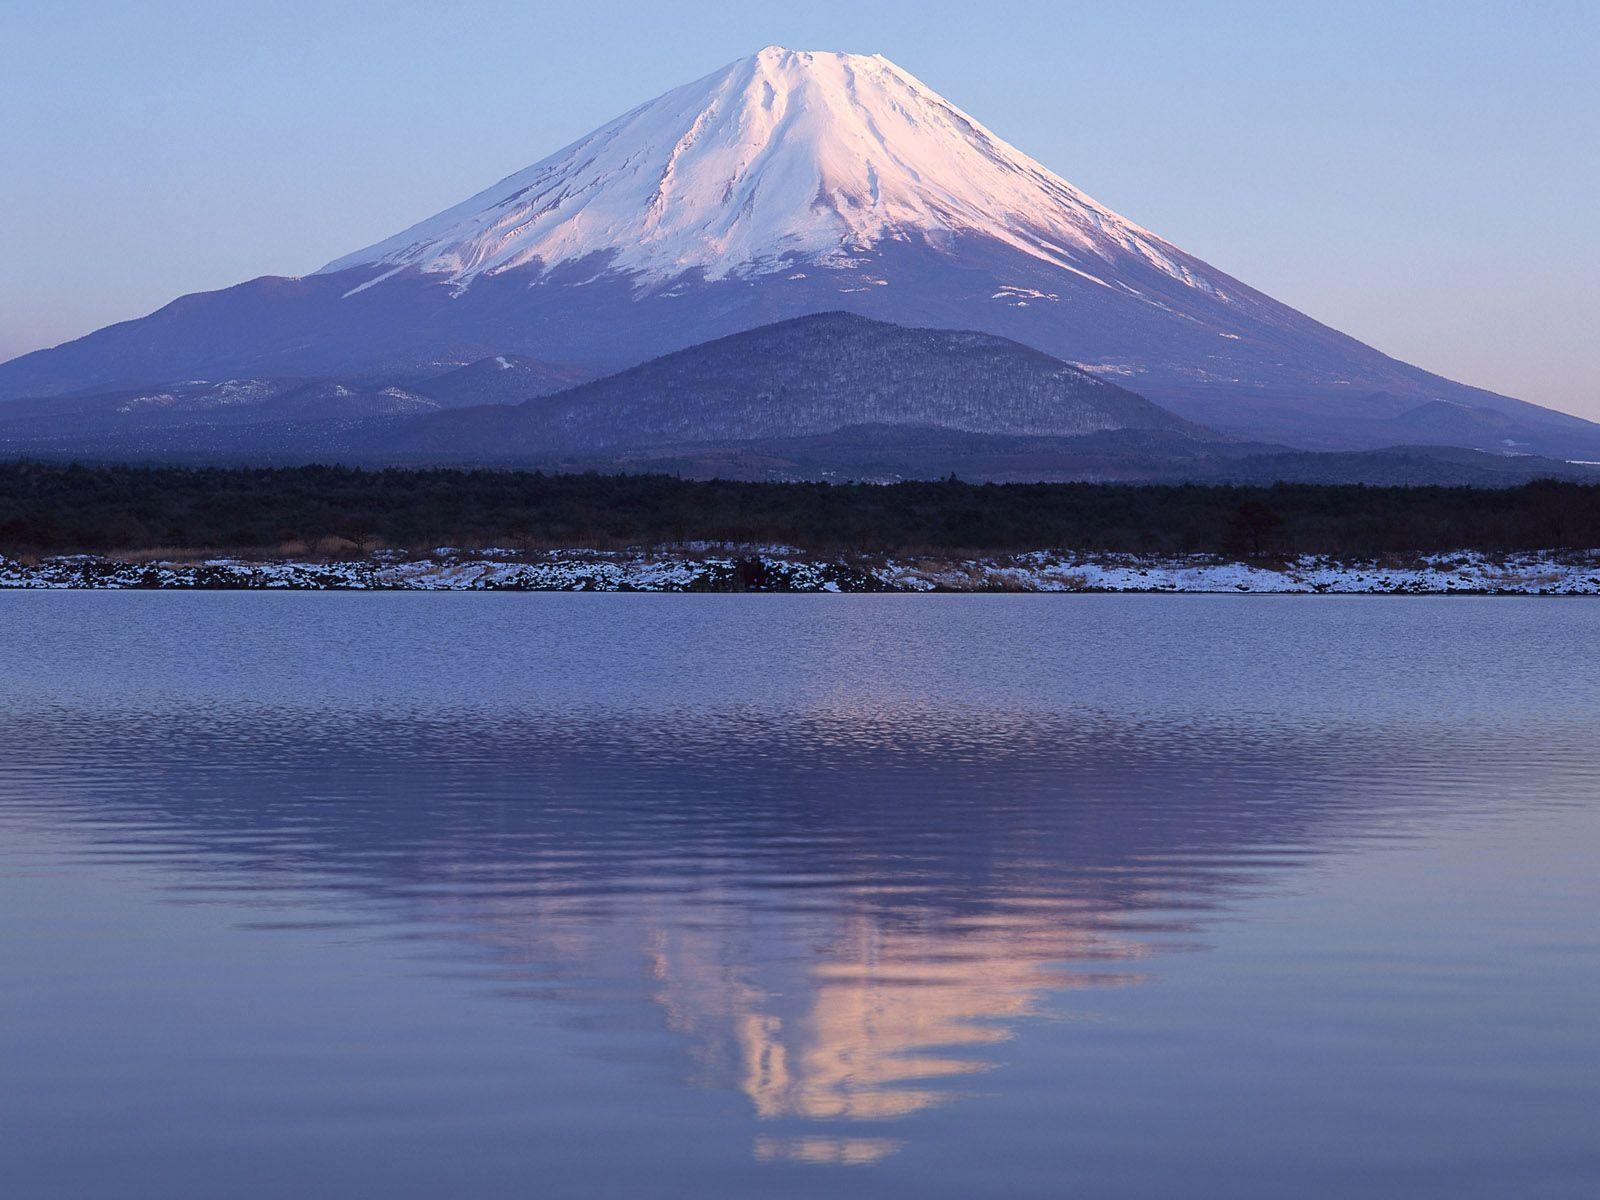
left=2, top=594, right=1596, bottom=1196
left=3, top=696, right=1569, bottom=1161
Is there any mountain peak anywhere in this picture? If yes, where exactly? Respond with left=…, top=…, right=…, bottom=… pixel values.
left=749, top=45, right=894, bottom=68
left=317, top=46, right=1196, bottom=294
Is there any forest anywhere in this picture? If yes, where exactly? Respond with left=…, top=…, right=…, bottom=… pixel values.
left=1, top=460, right=1596, bottom=559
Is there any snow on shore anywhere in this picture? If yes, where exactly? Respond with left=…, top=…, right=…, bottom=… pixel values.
left=3, top=549, right=1598, bottom=594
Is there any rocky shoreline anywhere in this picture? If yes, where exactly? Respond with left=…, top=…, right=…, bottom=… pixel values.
left=3, top=548, right=1599, bottom=594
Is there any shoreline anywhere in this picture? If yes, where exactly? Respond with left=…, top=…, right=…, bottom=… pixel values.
left=4, top=549, right=1598, bottom=595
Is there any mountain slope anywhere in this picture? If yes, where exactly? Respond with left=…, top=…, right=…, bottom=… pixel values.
left=0, top=351, right=583, bottom=458
left=415, top=355, right=589, bottom=409
left=315, top=47, right=1205, bottom=292
left=2, top=46, right=1595, bottom=461
left=2, top=315, right=1588, bottom=487
left=363, top=312, right=1210, bottom=461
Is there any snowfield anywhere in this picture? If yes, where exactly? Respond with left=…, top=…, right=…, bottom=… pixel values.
left=3, top=550, right=1598, bottom=595
left=316, top=47, right=1200, bottom=294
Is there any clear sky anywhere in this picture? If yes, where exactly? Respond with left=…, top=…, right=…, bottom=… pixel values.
left=2, top=1, right=1596, bottom=417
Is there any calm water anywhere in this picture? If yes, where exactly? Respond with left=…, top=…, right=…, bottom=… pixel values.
left=1, top=595, right=1597, bottom=1199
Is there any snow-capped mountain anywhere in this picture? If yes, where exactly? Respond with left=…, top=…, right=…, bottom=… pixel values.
left=3, top=46, right=1597, bottom=461
left=318, top=47, right=1201, bottom=295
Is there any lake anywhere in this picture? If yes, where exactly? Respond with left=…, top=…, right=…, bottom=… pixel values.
left=1, top=594, right=1596, bottom=1199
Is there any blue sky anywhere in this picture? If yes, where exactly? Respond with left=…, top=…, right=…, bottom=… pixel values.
left=2, top=1, right=1596, bottom=417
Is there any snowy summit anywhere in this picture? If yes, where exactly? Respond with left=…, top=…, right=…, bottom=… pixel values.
left=319, top=47, right=1201, bottom=292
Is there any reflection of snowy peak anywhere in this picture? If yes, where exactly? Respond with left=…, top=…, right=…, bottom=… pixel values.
left=318, top=47, right=1211, bottom=295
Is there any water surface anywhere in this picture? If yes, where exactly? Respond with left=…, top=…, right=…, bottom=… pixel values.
left=1, top=595, right=1596, bottom=1198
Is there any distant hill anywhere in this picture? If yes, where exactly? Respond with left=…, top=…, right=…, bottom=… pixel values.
left=0, top=353, right=584, bottom=461
left=1, top=314, right=1592, bottom=488
left=363, top=312, right=1210, bottom=462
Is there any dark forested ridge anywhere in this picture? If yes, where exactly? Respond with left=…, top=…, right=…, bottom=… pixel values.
left=2, top=461, right=1597, bottom=559
left=364, top=313, right=1203, bottom=462
left=6, top=315, right=1598, bottom=483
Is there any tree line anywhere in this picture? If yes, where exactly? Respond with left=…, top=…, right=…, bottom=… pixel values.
left=0, top=461, right=1595, bottom=559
